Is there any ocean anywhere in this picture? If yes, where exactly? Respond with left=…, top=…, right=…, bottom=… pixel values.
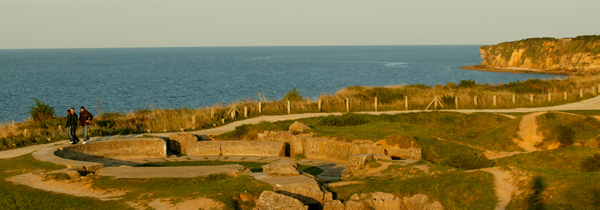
left=0, top=45, right=566, bottom=122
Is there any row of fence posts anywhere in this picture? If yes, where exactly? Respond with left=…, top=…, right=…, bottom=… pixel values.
left=209, top=84, right=600, bottom=123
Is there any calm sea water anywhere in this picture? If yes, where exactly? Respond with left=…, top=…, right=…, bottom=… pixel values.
left=0, top=46, right=566, bottom=122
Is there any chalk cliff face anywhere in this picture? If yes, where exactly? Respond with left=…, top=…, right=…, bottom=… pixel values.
left=478, top=36, right=600, bottom=73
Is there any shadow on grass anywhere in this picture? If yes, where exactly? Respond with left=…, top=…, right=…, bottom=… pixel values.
left=527, top=176, right=546, bottom=210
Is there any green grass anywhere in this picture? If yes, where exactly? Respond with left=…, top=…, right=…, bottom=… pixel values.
left=90, top=174, right=271, bottom=210
left=537, top=112, right=600, bottom=148
left=560, top=110, right=600, bottom=116
left=496, top=146, right=600, bottom=172
left=329, top=171, right=496, bottom=210
left=0, top=154, right=131, bottom=210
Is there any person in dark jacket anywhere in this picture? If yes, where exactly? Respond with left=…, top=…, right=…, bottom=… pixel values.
left=69, top=108, right=80, bottom=144
left=80, top=106, right=93, bottom=144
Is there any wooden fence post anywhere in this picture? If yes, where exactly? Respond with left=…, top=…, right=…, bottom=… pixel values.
left=405, top=96, right=408, bottom=111
left=374, top=97, right=378, bottom=112
left=512, top=95, right=516, bottom=104
left=287, top=101, right=291, bottom=114
left=192, top=116, right=196, bottom=129
left=564, top=91, right=567, bottom=100
left=244, top=107, right=248, bottom=117
left=530, top=94, right=534, bottom=103
left=12, top=119, right=15, bottom=133
left=221, top=119, right=225, bottom=124
left=455, top=96, right=458, bottom=109
left=211, top=107, right=215, bottom=119
left=580, top=89, right=583, bottom=98
left=548, top=93, right=551, bottom=101
left=318, top=99, right=322, bottom=112
left=346, top=98, right=350, bottom=112
left=474, top=96, right=478, bottom=106
left=97, top=100, right=102, bottom=120
left=258, top=102, right=262, bottom=114
left=493, top=95, right=497, bottom=106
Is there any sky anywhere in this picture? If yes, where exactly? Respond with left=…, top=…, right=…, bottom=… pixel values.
left=1, top=0, right=599, bottom=49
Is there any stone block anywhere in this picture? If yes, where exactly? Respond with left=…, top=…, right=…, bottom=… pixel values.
left=168, top=133, right=198, bottom=154
left=359, top=145, right=386, bottom=155
left=344, top=200, right=366, bottom=210
left=262, top=160, right=300, bottom=176
left=321, top=200, right=345, bottom=210
left=386, top=148, right=422, bottom=159
left=221, top=141, right=285, bottom=156
left=255, top=191, right=308, bottom=210
left=369, top=192, right=405, bottom=210
left=402, top=194, right=444, bottom=210
left=373, top=154, right=392, bottom=161
left=273, top=176, right=331, bottom=204
left=186, top=141, right=221, bottom=156
left=304, top=138, right=361, bottom=162
left=289, top=121, right=311, bottom=133
left=56, top=138, right=166, bottom=161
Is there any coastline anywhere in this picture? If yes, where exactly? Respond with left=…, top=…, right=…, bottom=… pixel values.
left=459, top=65, right=573, bottom=76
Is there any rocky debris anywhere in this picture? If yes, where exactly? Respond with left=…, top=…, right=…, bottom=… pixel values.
left=289, top=121, right=311, bottom=133
left=348, top=154, right=374, bottom=172
left=402, top=194, right=443, bottom=210
left=239, top=191, right=256, bottom=202
left=375, top=136, right=423, bottom=159
left=346, top=192, right=443, bottom=210
left=273, top=176, right=333, bottom=204
left=344, top=200, right=367, bottom=210
left=254, top=191, right=308, bottom=210
left=321, top=200, right=345, bottom=210
left=368, top=192, right=405, bottom=210
left=262, top=160, right=300, bottom=176
left=373, top=154, right=392, bottom=161
left=168, top=133, right=198, bottom=154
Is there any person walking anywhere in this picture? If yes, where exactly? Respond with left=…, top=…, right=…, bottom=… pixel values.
left=69, top=108, right=80, bottom=144
left=66, top=110, right=74, bottom=144
left=79, top=106, right=93, bottom=144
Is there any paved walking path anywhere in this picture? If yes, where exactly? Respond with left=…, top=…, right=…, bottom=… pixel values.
left=2, top=95, right=600, bottom=160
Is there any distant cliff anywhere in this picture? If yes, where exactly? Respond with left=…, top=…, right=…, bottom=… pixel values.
left=464, top=35, right=600, bottom=74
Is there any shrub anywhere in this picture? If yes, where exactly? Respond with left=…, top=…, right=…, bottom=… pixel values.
left=319, top=113, right=371, bottom=127
left=504, top=78, right=550, bottom=94
left=582, top=154, right=600, bottom=172
left=407, top=84, right=431, bottom=89
left=282, top=88, right=304, bottom=102
left=445, top=82, right=458, bottom=89
left=28, top=99, right=55, bottom=123
left=556, top=125, right=575, bottom=147
left=363, top=87, right=404, bottom=103
left=442, top=152, right=495, bottom=170
left=458, top=79, right=476, bottom=88
left=440, top=95, right=455, bottom=106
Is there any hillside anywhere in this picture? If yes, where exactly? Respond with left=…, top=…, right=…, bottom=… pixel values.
left=463, top=35, right=600, bottom=74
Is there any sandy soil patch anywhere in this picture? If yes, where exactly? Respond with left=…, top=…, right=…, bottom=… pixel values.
left=7, top=172, right=125, bottom=201
left=514, top=112, right=545, bottom=152
left=128, top=197, right=225, bottom=210
left=481, top=167, right=519, bottom=210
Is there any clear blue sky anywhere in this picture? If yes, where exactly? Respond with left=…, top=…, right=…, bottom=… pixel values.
left=1, top=0, right=599, bottom=49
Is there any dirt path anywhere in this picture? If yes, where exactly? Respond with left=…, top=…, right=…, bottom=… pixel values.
left=481, top=168, right=518, bottom=210
left=514, top=112, right=545, bottom=152
left=8, top=172, right=125, bottom=201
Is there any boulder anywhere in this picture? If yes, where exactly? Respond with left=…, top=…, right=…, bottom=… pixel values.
left=304, top=138, right=362, bottom=162
left=373, top=154, right=392, bottom=161
left=262, top=160, right=300, bottom=176
left=273, top=176, right=333, bottom=204
left=369, top=192, right=405, bottom=210
left=321, top=200, right=345, bottom=210
left=386, top=148, right=422, bottom=160
left=347, top=154, right=373, bottom=173
left=254, top=191, right=308, bottom=210
left=168, top=133, right=198, bottom=154
left=289, top=121, right=311, bottom=133
left=344, top=200, right=366, bottom=210
left=402, top=194, right=443, bottom=210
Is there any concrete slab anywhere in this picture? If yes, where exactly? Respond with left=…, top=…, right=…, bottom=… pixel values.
left=97, top=165, right=246, bottom=178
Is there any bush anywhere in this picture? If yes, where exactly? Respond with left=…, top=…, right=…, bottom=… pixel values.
left=504, top=78, right=550, bottom=94
left=458, top=79, right=476, bottom=88
left=28, top=99, right=55, bottom=123
left=582, top=154, right=600, bottom=172
left=556, top=125, right=575, bottom=147
left=442, top=152, right=495, bottom=170
left=319, top=113, right=371, bottom=127
left=282, top=88, right=304, bottom=102
left=440, top=95, right=455, bottom=106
